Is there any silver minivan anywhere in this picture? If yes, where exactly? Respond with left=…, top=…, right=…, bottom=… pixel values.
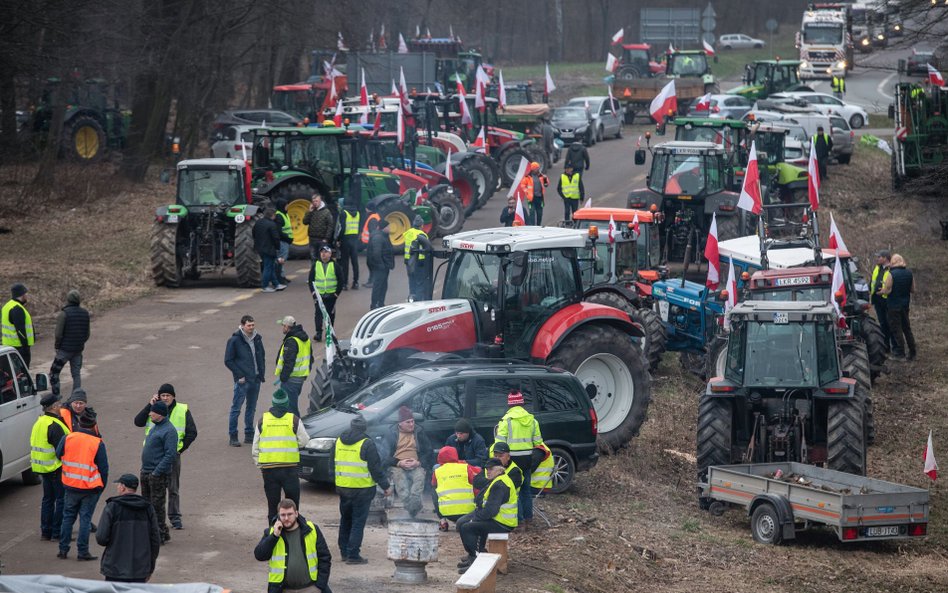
left=567, top=96, right=623, bottom=143
left=0, top=346, right=50, bottom=486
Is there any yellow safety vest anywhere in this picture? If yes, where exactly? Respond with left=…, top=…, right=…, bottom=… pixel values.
left=402, top=228, right=427, bottom=260
left=30, top=415, right=70, bottom=473
left=531, top=449, right=555, bottom=490
left=267, top=520, right=320, bottom=584
left=276, top=210, right=292, bottom=239
left=334, top=437, right=375, bottom=488
left=312, top=261, right=337, bottom=295
left=870, top=265, right=890, bottom=299
left=483, top=472, right=518, bottom=529
left=495, top=409, right=541, bottom=455
left=145, top=403, right=188, bottom=452
left=560, top=173, right=581, bottom=200
left=275, top=337, right=312, bottom=378
left=1, top=299, right=34, bottom=347
left=258, top=412, right=300, bottom=465
left=832, top=77, right=845, bottom=92
left=434, top=463, right=476, bottom=516
left=344, top=211, right=361, bottom=235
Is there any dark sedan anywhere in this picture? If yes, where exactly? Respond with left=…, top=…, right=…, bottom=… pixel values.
left=551, top=106, right=595, bottom=146
left=907, top=51, right=936, bottom=76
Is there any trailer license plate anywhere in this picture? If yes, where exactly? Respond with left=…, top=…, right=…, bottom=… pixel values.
left=865, top=526, right=900, bottom=537
left=773, top=312, right=789, bottom=324
left=167, top=215, right=179, bottom=223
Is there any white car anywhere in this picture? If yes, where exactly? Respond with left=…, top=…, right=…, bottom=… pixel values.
left=719, top=34, right=766, bottom=49
left=770, top=92, right=869, bottom=129
left=210, top=125, right=256, bottom=159
left=0, top=346, right=49, bottom=486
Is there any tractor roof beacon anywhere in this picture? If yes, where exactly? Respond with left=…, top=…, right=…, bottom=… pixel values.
left=698, top=301, right=869, bottom=505
left=312, top=226, right=653, bottom=453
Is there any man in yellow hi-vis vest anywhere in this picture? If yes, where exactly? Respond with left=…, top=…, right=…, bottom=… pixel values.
left=870, top=250, right=894, bottom=352
left=254, top=499, right=332, bottom=593
left=455, top=458, right=517, bottom=573
left=253, top=389, right=309, bottom=524
left=275, top=316, right=312, bottom=417
left=432, top=446, right=481, bottom=531
left=556, top=164, right=585, bottom=221
left=2, top=283, right=34, bottom=366
left=338, top=202, right=362, bottom=291
left=403, top=216, right=433, bottom=301
left=31, top=393, right=70, bottom=540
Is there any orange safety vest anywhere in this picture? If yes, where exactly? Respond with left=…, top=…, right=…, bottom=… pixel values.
left=60, top=432, right=104, bottom=489
left=361, top=213, right=381, bottom=244
left=60, top=408, right=100, bottom=436
left=519, top=175, right=535, bottom=203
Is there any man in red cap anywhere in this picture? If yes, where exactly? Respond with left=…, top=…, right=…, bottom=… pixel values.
left=494, top=389, right=542, bottom=527
left=381, top=406, right=434, bottom=518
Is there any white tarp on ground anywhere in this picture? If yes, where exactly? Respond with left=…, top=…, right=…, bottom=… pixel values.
left=0, top=575, right=227, bottom=593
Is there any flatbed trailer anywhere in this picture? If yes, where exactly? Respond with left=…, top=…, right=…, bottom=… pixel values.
left=701, top=462, right=930, bottom=545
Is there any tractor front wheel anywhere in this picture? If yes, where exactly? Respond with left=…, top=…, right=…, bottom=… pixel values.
left=234, top=219, right=261, bottom=288
left=377, top=199, right=416, bottom=247
left=63, top=115, right=106, bottom=162
left=307, top=360, right=333, bottom=414
left=546, top=324, right=651, bottom=453
left=857, top=316, right=887, bottom=383
left=150, top=223, right=181, bottom=287
left=697, top=394, right=732, bottom=483
left=277, top=182, right=319, bottom=259
left=429, top=187, right=465, bottom=237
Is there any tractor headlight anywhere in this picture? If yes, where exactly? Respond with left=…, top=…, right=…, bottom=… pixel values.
left=234, top=214, right=245, bottom=223
left=305, top=437, right=335, bottom=452
left=363, top=339, right=383, bottom=355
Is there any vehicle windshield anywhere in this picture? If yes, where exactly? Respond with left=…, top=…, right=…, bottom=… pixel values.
left=177, top=168, right=242, bottom=206
left=504, top=88, right=530, bottom=105
left=553, top=108, right=587, bottom=121
left=442, top=251, right=503, bottom=305
left=579, top=241, right=637, bottom=285
left=676, top=126, right=739, bottom=154
left=271, top=90, right=311, bottom=119
left=669, top=54, right=709, bottom=76
left=753, top=131, right=786, bottom=165
left=287, top=135, right=342, bottom=174
left=625, top=49, right=650, bottom=62
left=571, top=220, right=656, bottom=270
left=648, top=152, right=724, bottom=195
left=727, top=320, right=824, bottom=387
left=751, top=286, right=830, bottom=302
left=803, top=24, right=843, bottom=45
left=336, top=375, right=423, bottom=419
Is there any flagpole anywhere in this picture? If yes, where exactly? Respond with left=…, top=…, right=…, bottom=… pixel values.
left=757, top=176, right=768, bottom=270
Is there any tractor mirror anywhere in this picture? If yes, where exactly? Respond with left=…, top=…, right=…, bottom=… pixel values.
left=508, top=251, right=529, bottom=287
left=634, top=149, right=647, bottom=165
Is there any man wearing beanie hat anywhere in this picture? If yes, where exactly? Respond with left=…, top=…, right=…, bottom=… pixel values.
left=494, top=389, right=543, bottom=527
left=49, top=289, right=90, bottom=397
left=402, top=215, right=433, bottom=301
left=60, top=389, right=101, bottom=436
left=381, top=405, right=435, bottom=518
left=334, top=415, right=391, bottom=564
left=139, top=400, right=178, bottom=544
left=134, top=384, right=198, bottom=530
left=56, top=410, right=109, bottom=560
left=253, top=389, right=310, bottom=523
left=445, top=418, right=488, bottom=467
left=30, top=393, right=69, bottom=541
left=2, top=282, right=34, bottom=366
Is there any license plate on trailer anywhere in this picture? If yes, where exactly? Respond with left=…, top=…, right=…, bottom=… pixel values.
left=167, top=215, right=179, bottom=223
left=865, top=526, right=900, bottom=537
left=773, top=312, right=789, bottom=324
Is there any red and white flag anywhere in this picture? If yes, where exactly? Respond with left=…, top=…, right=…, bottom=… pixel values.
left=513, top=195, right=526, bottom=227
left=649, top=80, right=677, bottom=123
left=668, top=42, right=676, bottom=54
left=337, top=32, right=348, bottom=51
left=507, top=156, right=530, bottom=199
left=705, top=212, right=721, bottom=289
left=379, top=24, right=387, bottom=50
left=807, top=139, right=820, bottom=211
left=737, top=141, right=762, bottom=214
left=611, top=28, right=624, bottom=45
left=724, top=256, right=737, bottom=329
left=607, top=85, right=616, bottom=113
left=696, top=92, right=712, bottom=111
left=703, top=38, right=716, bottom=56
left=426, top=27, right=432, bottom=39
left=631, top=212, right=640, bottom=237
left=544, top=63, right=556, bottom=95
left=445, top=148, right=453, bottom=181
left=583, top=197, right=592, bottom=209
left=472, top=126, right=488, bottom=154
left=390, top=79, right=398, bottom=95
left=608, top=214, right=617, bottom=243
left=828, top=213, right=848, bottom=252
left=332, top=100, right=343, bottom=126
left=398, top=33, right=409, bottom=54
left=456, top=79, right=473, bottom=127
left=831, top=256, right=847, bottom=325
left=474, top=66, right=488, bottom=113
left=396, top=101, right=405, bottom=149
left=606, top=53, right=619, bottom=73
left=359, top=68, right=369, bottom=124
left=415, top=25, right=421, bottom=38
left=925, top=431, right=939, bottom=481
left=399, top=67, right=411, bottom=116
left=929, top=64, right=946, bottom=87
left=498, top=70, right=508, bottom=109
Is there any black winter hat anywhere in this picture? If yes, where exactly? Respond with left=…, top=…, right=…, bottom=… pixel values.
left=151, top=401, right=169, bottom=416
left=485, top=458, right=504, bottom=469
left=68, top=389, right=88, bottom=403
left=11, top=283, right=27, bottom=298
left=454, top=418, right=473, bottom=434
left=351, top=415, right=368, bottom=432
left=157, top=383, right=176, bottom=397
left=78, top=410, right=97, bottom=428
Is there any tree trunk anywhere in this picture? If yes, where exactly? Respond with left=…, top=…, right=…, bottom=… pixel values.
left=554, top=0, right=564, bottom=62
left=33, top=79, right=65, bottom=187
left=0, top=67, right=17, bottom=161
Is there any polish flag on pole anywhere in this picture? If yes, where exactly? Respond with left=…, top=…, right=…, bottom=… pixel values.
left=583, top=197, right=592, bottom=209
left=631, top=212, right=640, bottom=238
left=668, top=42, right=676, bottom=54
left=398, top=33, right=409, bottom=54
left=636, top=135, right=642, bottom=149
left=472, top=127, right=488, bottom=154
left=445, top=148, right=453, bottom=181
left=929, top=64, right=946, bottom=87
left=359, top=68, right=369, bottom=124
left=724, top=257, right=737, bottom=329
left=474, top=66, right=488, bottom=113
left=513, top=195, right=527, bottom=227
left=703, top=38, right=716, bottom=56
left=611, top=28, right=624, bottom=45
left=705, top=212, right=721, bottom=289
left=390, top=79, right=398, bottom=95
left=925, top=431, right=939, bottom=481
left=737, top=141, right=763, bottom=214
left=426, top=27, right=432, bottom=39
left=608, top=214, right=617, bottom=243
left=332, top=101, right=343, bottom=126
left=607, top=85, right=616, bottom=113
left=399, top=67, right=411, bottom=117
left=606, top=53, right=619, bottom=73
left=507, top=157, right=530, bottom=198
left=498, top=70, right=508, bottom=109
left=696, top=93, right=712, bottom=111
left=396, top=102, right=405, bottom=150
left=544, top=63, right=556, bottom=96
left=457, top=79, right=473, bottom=127
left=649, top=80, right=677, bottom=123
left=415, top=25, right=421, bottom=38
left=831, top=256, right=848, bottom=326
left=807, top=139, right=821, bottom=211
left=337, top=32, right=348, bottom=51
left=828, top=213, right=848, bottom=252
left=379, top=24, right=387, bottom=50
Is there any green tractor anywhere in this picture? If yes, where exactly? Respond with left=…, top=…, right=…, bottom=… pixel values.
left=666, top=50, right=719, bottom=93
left=30, top=77, right=129, bottom=162
left=728, top=60, right=812, bottom=101
left=150, top=159, right=262, bottom=288
left=890, top=82, right=948, bottom=190
left=249, top=125, right=435, bottom=257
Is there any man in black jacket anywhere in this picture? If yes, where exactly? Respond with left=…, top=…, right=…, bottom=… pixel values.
left=95, top=474, right=161, bottom=583
left=255, top=499, right=333, bottom=593
left=334, top=415, right=391, bottom=564
left=276, top=316, right=312, bottom=417
left=366, top=220, right=394, bottom=309
left=445, top=418, right=488, bottom=467
left=813, top=126, right=834, bottom=180
left=225, top=315, right=266, bottom=447
left=381, top=406, right=435, bottom=518
left=455, top=458, right=516, bottom=572
left=3, top=283, right=34, bottom=366
left=564, top=141, right=591, bottom=177
left=133, top=384, right=197, bottom=530
left=49, top=289, right=90, bottom=397
left=253, top=207, right=285, bottom=293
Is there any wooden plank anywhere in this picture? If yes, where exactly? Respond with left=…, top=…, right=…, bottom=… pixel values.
left=456, top=553, right=501, bottom=592
left=487, top=533, right=509, bottom=575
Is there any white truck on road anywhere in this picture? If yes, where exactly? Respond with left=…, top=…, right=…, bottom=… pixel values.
left=798, top=6, right=852, bottom=80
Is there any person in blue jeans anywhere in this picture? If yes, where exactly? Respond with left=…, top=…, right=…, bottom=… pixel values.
left=253, top=207, right=286, bottom=293
left=224, top=315, right=266, bottom=447
left=56, top=410, right=108, bottom=560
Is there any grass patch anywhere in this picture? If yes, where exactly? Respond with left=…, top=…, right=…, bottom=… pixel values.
left=546, top=585, right=567, bottom=593
left=867, top=113, right=892, bottom=129
left=713, top=37, right=799, bottom=82
left=680, top=518, right=702, bottom=533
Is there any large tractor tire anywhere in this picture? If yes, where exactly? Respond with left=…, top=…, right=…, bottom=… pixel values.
left=307, top=360, right=333, bottom=414
left=428, top=187, right=465, bottom=237
left=500, top=148, right=531, bottom=187
left=377, top=199, right=416, bottom=247
left=62, top=115, right=106, bottom=162
left=716, top=213, right=755, bottom=241
left=697, top=394, right=733, bottom=483
left=467, top=153, right=500, bottom=194
left=234, top=219, right=261, bottom=288
left=150, top=223, right=181, bottom=288
left=276, top=182, right=319, bottom=259
left=524, top=144, right=549, bottom=171
left=827, top=397, right=867, bottom=476
left=841, top=342, right=874, bottom=445
left=546, top=324, right=651, bottom=453
left=857, top=316, right=887, bottom=383
left=584, top=292, right=665, bottom=370
left=456, top=158, right=496, bottom=211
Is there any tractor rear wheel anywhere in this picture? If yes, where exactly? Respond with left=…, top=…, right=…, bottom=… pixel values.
left=150, top=223, right=181, bottom=287
left=234, top=219, right=261, bottom=288
left=546, top=324, right=651, bottom=453
left=716, top=214, right=743, bottom=241
left=524, top=144, right=548, bottom=171
left=428, top=187, right=465, bottom=237
left=500, top=148, right=531, bottom=187
left=377, top=199, right=416, bottom=247
left=63, top=115, right=106, bottom=162
left=827, top=397, right=867, bottom=476
left=307, top=360, right=333, bottom=414
left=457, top=158, right=495, bottom=211
left=584, top=291, right=665, bottom=370
left=857, top=316, right=887, bottom=384
left=697, top=394, right=732, bottom=483
left=276, top=182, right=319, bottom=259
left=841, top=342, right=874, bottom=445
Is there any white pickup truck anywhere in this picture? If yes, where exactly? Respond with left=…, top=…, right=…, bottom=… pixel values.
left=0, top=345, right=51, bottom=486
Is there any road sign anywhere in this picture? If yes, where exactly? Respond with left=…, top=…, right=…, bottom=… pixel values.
left=703, top=2, right=717, bottom=18
left=766, top=19, right=779, bottom=33
left=702, top=16, right=717, bottom=31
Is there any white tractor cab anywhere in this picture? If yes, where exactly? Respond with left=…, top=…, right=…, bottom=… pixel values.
left=316, top=226, right=653, bottom=452
left=0, top=346, right=51, bottom=486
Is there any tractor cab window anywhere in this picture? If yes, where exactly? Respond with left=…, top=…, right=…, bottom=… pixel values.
left=753, top=286, right=830, bottom=302
left=442, top=251, right=503, bottom=306
left=177, top=168, right=242, bottom=206
left=753, top=132, right=785, bottom=165
left=644, top=223, right=661, bottom=270
left=650, top=152, right=724, bottom=195
left=624, top=49, right=650, bottom=63
left=815, top=322, right=840, bottom=385
left=742, top=321, right=819, bottom=387
left=669, top=54, right=708, bottom=77
left=615, top=239, right=638, bottom=279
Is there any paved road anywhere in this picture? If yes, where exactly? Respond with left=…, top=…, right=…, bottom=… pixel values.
left=0, top=126, right=651, bottom=590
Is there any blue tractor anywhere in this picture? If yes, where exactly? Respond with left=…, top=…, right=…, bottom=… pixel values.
left=651, top=277, right=727, bottom=379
